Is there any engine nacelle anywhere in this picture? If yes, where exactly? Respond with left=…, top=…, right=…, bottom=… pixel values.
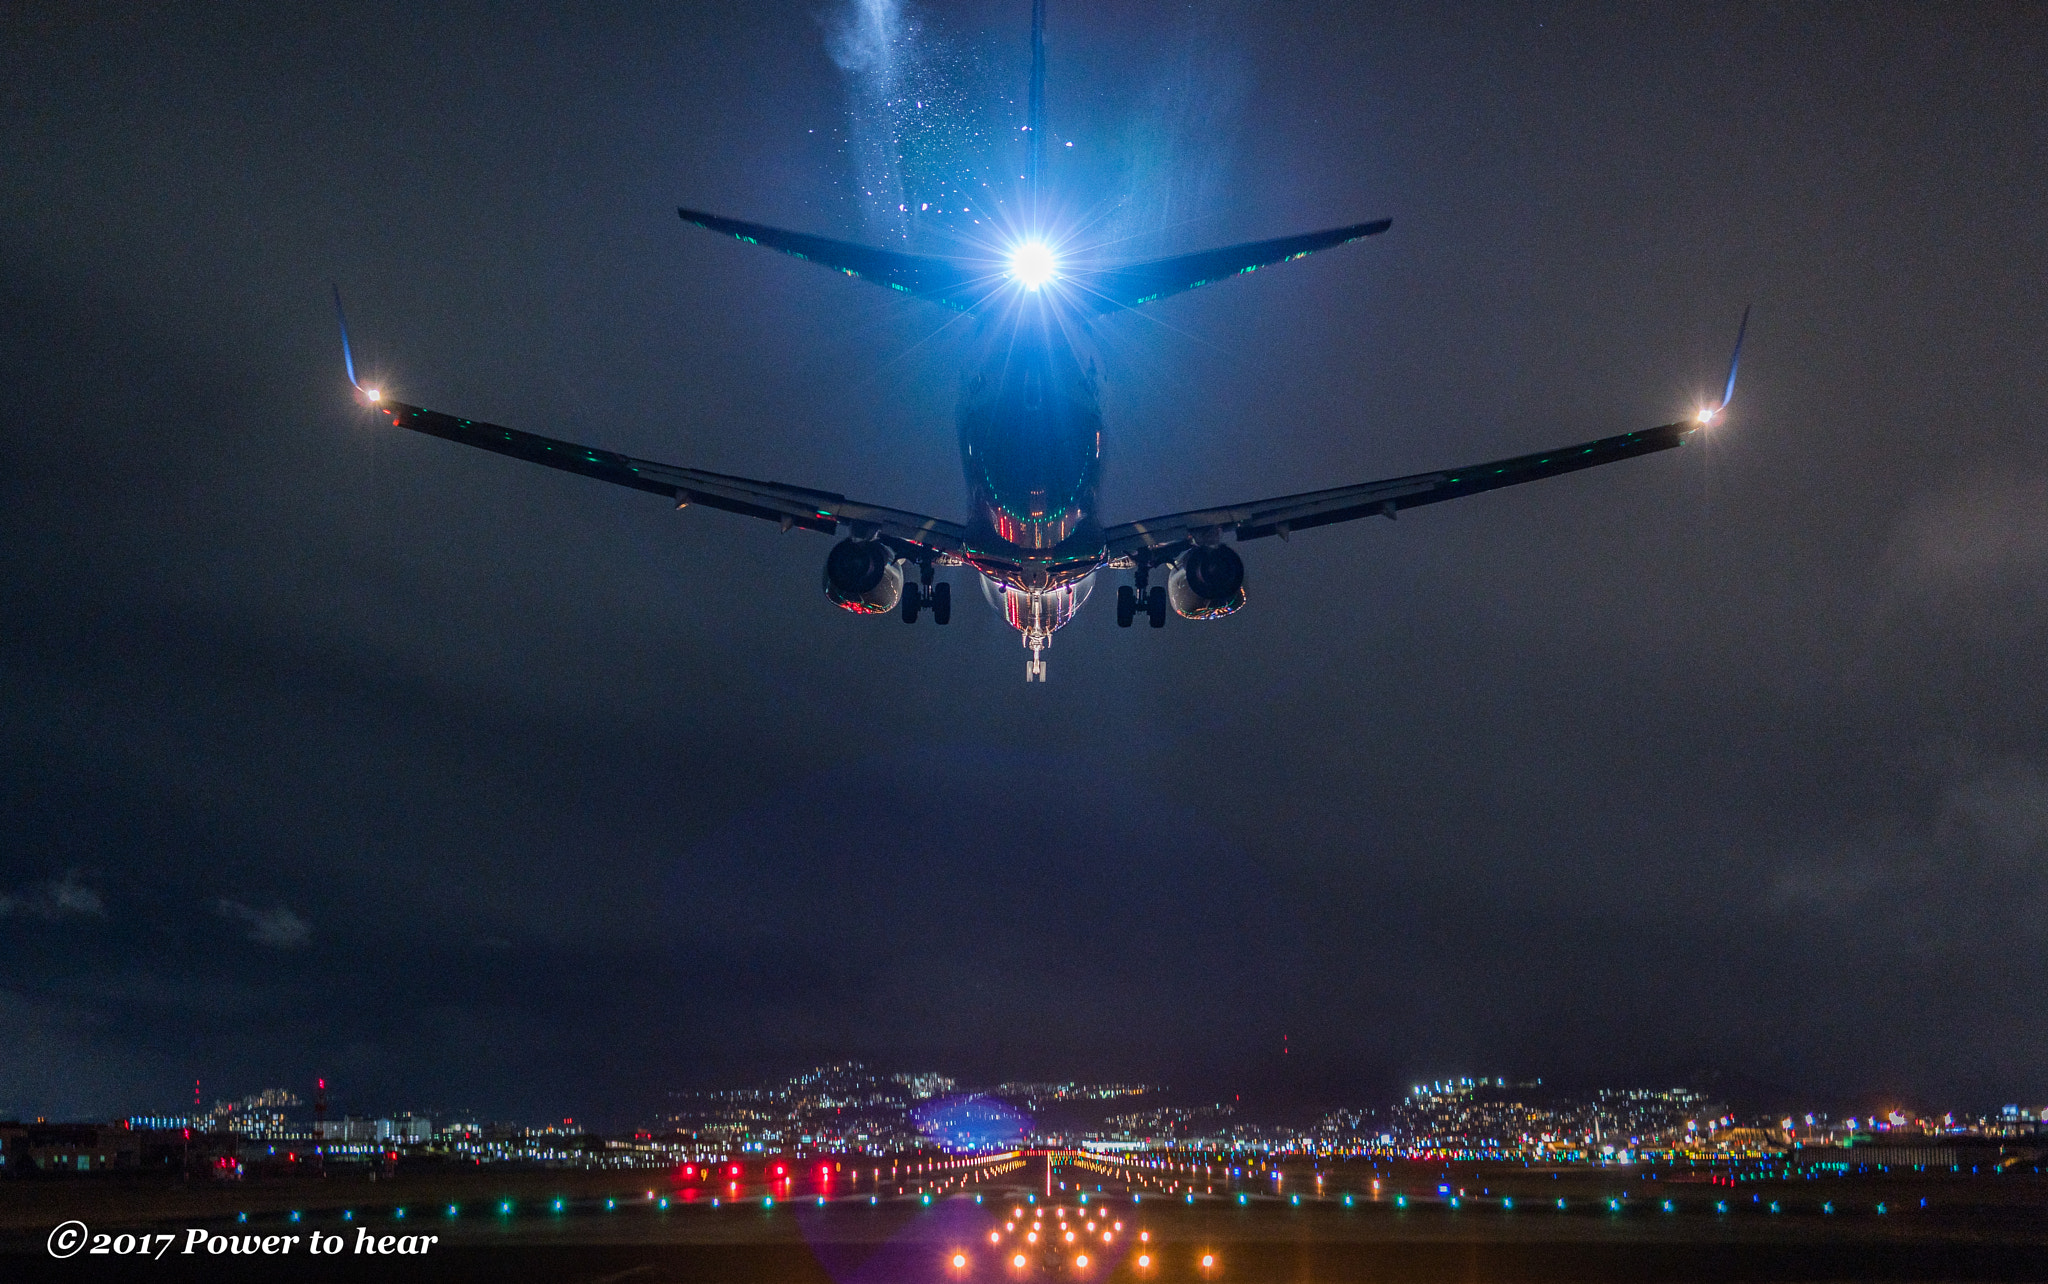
left=823, top=538, right=902, bottom=614
left=1167, top=544, right=1246, bottom=620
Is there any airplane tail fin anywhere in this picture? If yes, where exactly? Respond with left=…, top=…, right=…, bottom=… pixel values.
left=1027, top=0, right=1046, bottom=205
left=1075, top=219, right=1392, bottom=313
left=678, top=209, right=995, bottom=312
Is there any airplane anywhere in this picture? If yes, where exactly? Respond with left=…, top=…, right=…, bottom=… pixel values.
left=336, top=1, right=1747, bottom=681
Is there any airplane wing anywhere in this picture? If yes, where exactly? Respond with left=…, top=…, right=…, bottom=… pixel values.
left=1077, top=219, right=1391, bottom=314
left=371, top=399, right=969, bottom=556
left=678, top=209, right=997, bottom=312
left=1103, top=419, right=1697, bottom=564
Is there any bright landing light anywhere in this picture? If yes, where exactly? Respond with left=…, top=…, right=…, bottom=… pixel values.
left=365, top=388, right=382, bottom=402
left=1009, top=241, right=1058, bottom=290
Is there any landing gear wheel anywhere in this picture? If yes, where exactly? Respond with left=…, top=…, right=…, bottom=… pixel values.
left=902, top=587, right=922, bottom=623
left=1116, top=585, right=1137, bottom=628
left=1146, top=585, right=1168, bottom=628
left=931, top=582, right=951, bottom=625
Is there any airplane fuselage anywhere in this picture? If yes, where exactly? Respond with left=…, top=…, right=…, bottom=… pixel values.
left=955, top=295, right=1109, bottom=654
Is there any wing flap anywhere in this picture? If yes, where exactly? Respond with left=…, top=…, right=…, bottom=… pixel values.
left=1105, top=420, right=1694, bottom=560
left=377, top=400, right=968, bottom=551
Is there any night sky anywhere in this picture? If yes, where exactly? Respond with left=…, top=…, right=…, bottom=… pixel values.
left=3, top=2, right=2045, bottom=1127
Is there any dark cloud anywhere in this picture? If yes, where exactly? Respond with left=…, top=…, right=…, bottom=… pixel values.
left=0, top=871, right=104, bottom=921
left=1, top=0, right=2045, bottom=1126
left=216, top=899, right=312, bottom=949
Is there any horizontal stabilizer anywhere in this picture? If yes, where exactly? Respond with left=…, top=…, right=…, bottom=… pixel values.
left=1078, top=219, right=1391, bottom=313
left=678, top=209, right=994, bottom=311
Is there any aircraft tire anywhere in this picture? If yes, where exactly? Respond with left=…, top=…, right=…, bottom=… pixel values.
left=1116, top=585, right=1137, bottom=628
left=931, top=582, right=951, bottom=626
left=1146, top=586, right=1168, bottom=628
left=902, top=588, right=922, bottom=624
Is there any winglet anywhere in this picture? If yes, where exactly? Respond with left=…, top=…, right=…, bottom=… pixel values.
left=331, top=285, right=382, bottom=402
left=1698, top=304, right=1750, bottom=424
left=1720, top=303, right=1750, bottom=411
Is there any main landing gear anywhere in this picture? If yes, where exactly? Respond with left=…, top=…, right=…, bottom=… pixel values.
left=1116, top=564, right=1168, bottom=628
left=901, top=560, right=951, bottom=625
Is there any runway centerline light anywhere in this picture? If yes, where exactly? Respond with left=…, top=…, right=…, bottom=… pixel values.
left=953, top=1254, right=968, bottom=1268
left=1009, top=241, right=1058, bottom=290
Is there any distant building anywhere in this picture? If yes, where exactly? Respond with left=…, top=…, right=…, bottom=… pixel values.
left=0, top=1123, right=140, bottom=1173
left=892, top=1073, right=957, bottom=1101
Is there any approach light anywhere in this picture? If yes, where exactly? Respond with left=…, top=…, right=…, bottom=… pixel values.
left=953, top=1254, right=968, bottom=1268
left=1013, top=1254, right=1028, bottom=1268
left=1009, top=241, right=1058, bottom=290
left=1075, top=1255, right=1089, bottom=1268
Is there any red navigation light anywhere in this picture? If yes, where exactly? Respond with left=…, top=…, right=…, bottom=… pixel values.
left=730, top=1165, right=741, bottom=1177
left=775, top=1165, right=785, bottom=1176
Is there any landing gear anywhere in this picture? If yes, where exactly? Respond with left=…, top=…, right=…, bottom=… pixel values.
left=1119, top=565, right=1169, bottom=629
left=901, top=560, right=949, bottom=624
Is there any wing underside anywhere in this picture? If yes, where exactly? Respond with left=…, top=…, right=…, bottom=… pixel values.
left=1104, top=420, right=1696, bottom=563
left=374, top=400, right=967, bottom=556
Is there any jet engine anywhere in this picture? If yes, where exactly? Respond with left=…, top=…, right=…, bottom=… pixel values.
left=1167, top=545, right=1246, bottom=619
left=822, top=538, right=902, bottom=614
